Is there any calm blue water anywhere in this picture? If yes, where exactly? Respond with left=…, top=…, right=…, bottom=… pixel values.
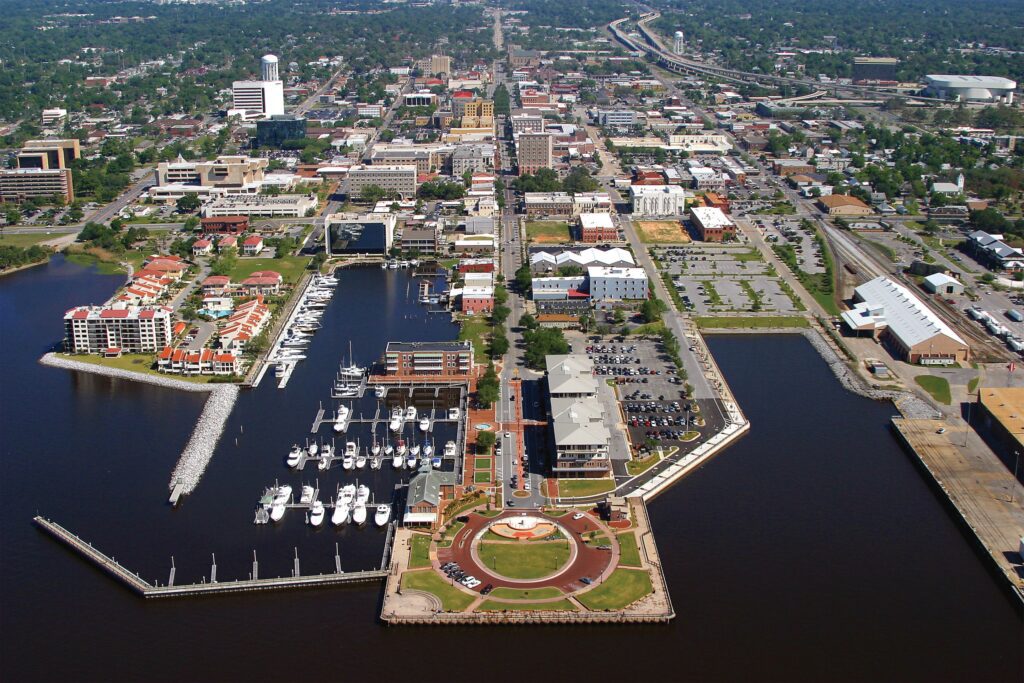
left=0, top=257, right=1019, bottom=682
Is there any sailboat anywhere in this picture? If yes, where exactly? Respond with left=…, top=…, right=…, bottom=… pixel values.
left=338, top=341, right=365, bottom=380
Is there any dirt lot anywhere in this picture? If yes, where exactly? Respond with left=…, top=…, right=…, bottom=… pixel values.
left=635, top=220, right=690, bottom=244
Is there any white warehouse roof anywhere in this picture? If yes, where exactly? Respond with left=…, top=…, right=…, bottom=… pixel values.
left=842, top=276, right=966, bottom=348
left=925, top=75, right=1016, bottom=90
left=690, top=206, right=733, bottom=229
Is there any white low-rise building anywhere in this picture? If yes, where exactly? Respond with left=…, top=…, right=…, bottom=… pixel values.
left=587, top=266, right=648, bottom=302
left=630, top=184, right=689, bottom=216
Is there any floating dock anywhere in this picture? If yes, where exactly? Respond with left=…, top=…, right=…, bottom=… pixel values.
left=35, top=516, right=389, bottom=599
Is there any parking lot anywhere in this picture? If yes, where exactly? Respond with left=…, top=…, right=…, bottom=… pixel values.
left=751, top=216, right=825, bottom=275
left=654, top=245, right=800, bottom=315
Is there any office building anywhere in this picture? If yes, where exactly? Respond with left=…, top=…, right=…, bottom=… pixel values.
left=326, top=213, right=396, bottom=254
left=510, top=112, right=545, bottom=134
left=630, top=184, right=689, bottom=216
left=384, top=341, right=474, bottom=378
left=852, top=57, right=898, bottom=83
left=587, top=266, right=648, bottom=301
left=231, top=80, right=285, bottom=117
left=451, top=144, right=495, bottom=176
left=841, top=276, right=970, bottom=364
left=578, top=213, right=617, bottom=243
left=41, top=108, right=68, bottom=126
left=64, top=304, right=173, bottom=354
left=16, top=139, right=80, bottom=170
left=0, top=168, right=74, bottom=204
left=342, top=165, right=418, bottom=199
left=594, top=109, right=637, bottom=129
left=517, top=132, right=554, bottom=175
left=370, top=148, right=436, bottom=174
left=255, top=115, right=307, bottom=148
left=690, top=206, right=736, bottom=242
left=546, top=354, right=610, bottom=478
left=156, top=155, right=268, bottom=189
left=202, top=194, right=317, bottom=218
left=401, top=226, right=438, bottom=255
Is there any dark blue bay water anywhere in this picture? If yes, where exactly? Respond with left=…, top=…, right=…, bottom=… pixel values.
left=0, top=257, right=1019, bottom=682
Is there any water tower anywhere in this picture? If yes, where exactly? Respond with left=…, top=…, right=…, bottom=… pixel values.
left=261, top=54, right=280, bottom=82
left=673, top=31, right=685, bottom=55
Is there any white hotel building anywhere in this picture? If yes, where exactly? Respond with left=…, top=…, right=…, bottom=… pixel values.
left=64, top=305, right=174, bottom=354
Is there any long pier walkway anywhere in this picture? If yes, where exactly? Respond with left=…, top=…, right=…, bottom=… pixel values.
left=34, top=516, right=388, bottom=599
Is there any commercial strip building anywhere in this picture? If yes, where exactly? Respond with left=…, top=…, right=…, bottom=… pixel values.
left=841, top=276, right=970, bottom=364
left=64, top=304, right=174, bottom=354
left=383, top=341, right=475, bottom=378
left=689, top=206, right=736, bottom=242
left=342, top=165, right=418, bottom=199
left=201, top=194, right=317, bottom=218
left=630, top=184, right=689, bottom=216
left=546, top=354, right=611, bottom=478
left=668, top=134, right=732, bottom=154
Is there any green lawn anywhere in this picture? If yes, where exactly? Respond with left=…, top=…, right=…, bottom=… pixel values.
left=557, top=478, right=615, bottom=498
left=408, top=534, right=432, bottom=569
left=474, top=471, right=492, bottom=483
left=694, top=316, right=809, bottom=329
left=525, top=221, right=571, bottom=244
left=64, top=251, right=129, bottom=275
left=0, top=232, right=71, bottom=248
left=967, top=377, right=980, bottom=394
left=64, top=353, right=216, bottom=383
left=915, top=375, right=952, bottom=405
left=229, top=255, right=310, bottom=285
left=458, top=314, right=491, bottom=363
left=477, top=541, right=571, bottom=579
left=400, top=570, right=475, bottom=612
left=626, top=452, right=661, bottom=476
left=576, top=568, right=654, bottom=611
left=474, top=457, right=492, bottom=470
left=437, top=521, right=465, bottom=548
left=810, top=289, right=841, bottom=316
left=617, top=532, right=642, bottom=568
left=478, top=599, right=577, bottom=612
left=488, top=586, right=564, bottom=600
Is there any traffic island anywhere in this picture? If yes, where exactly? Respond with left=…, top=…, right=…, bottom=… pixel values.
left=380, top=497, right=674, bottom=624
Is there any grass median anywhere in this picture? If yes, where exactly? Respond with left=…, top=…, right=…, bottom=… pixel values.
left=556, top=478, right=615, bottom=498
left=477, top=599, right=577, bottom=611
left=409, top=534, right=432, bottom=568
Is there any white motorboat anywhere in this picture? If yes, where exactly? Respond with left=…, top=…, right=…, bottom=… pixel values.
left=410, top=444, right=421, bottom=458
left=396, top=439, right=407, bottom=457
left=355, top=451, right=367, bottom=469
left=389, top=407, right=403, bottom=432
left=443, top=441, right=457, bottom=458
left=431, top=456, right=442, bottom=469
left=371, top=437, right=381, bottom=456
left=307, top=443, right=319, bottom=457
left=318, top=454, right=331, bottom=471
left=384, top=440, right=394, bottom=457
left=352, top=501, right=367, bottom=525
left=300, top=485, right=315, bottom=505
left=405, top=406, right=417, bottom=422
left=273, top=485, right=292, bottom=505
left=448, top=407, right=460, bottom=420
left=418, top=416, right=430, bottom=432
left=333, top=404, right=350, bottom=432
left=309, top=500, right=325, bottom=527
left=356, top=484, right=369, bottom=504
left=374, top=385, right=387, bottom=399
left=423, top=442, right=433, bottom=458
left=332, top=484, right=355, bottom=525
left=374, top=504, right=391, bottom=527
left=391, top=450, right=403, bottom=468
left=286, top=444, right=303, bottom=467
left=270, top=502, right=286, bottom=522
left=371, top=454, right=383, bottom=470
left=405, top=451, right=417, bottom=469
left=342, top=445, right=355, bottom=470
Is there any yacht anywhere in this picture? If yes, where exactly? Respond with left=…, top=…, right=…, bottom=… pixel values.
left=342, top=442, right=356, bottom=470
left=286, top=444, right=303, bottom=467
left=431, top=455, right=442, bottom=469
left=355, top=450, right=367, bottom=469
left=307, top=442, right=319, bottom=457
left=374, top=504, right=391, bottom=527
left=405, top=406, right=417, bottom=422
left=300, top=485, right=315, bottom=505
left=389, top=407, right=403, bottom=432
left=270, top=502, right=286, bottom=522
left=332, top=485, right=355, bottom=525
left=273, top=485, right=292, bottom=505
left=410, top=444, right=421, bottom=458
left=418, top=416, right=430, bottom=432
left=309, top=500, right=325, bottom=527
left=443, top=441, right=457, bottom=458
left=423, top=442, right=433, bottom=458
left=391, top=448, right=404, bottom=469
left=333, top=404, right=350, bottom=432
left=396, top=438, right=407, bottom=457
left=352, top=485, right=370, bottom=525
left=374, top=385, right=387, bottom=399
left=448, top=407, right=460, bottom=420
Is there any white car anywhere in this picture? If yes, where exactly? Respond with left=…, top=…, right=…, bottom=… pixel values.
left=504, top=431, right=511, bottom=438
left=524, top=481, right=531, bottom=491
left=572, top=512, right=585, bottom=520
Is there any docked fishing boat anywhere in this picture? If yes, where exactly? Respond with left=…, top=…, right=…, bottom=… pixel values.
left=405, top=449, right=417, bottom=469
left=443, top=441, right=457, bottom=458
left=299, top=485, right=315, bottom=505
left=396, top=438, right=407, bottom=457
left=448, top=407, right=460, bottom=420
left=405, top=406, right=417, bottom=422
left=355, top=450, right=367, bottom=469
left=431, top=455, right=442, bottom=469
left=270, top=502, right=286, bottom=522
left=332, top=484, right=355, bottom=525
left=374, top=504, right=391, bottom=527
left=418, top=416, right=430, bottom=432
left=309, top=500, right=325, bottom=527
left=286, top=444, right=303, bottom=467
left=333, top=404, right=350, bottom=432
left=307, top=442, right=319, bottom=457
left=371, top=453, right=383, bottom=470
left=352, top=485, right=369, bottom=525
left=391, top=448, right=403, bottom=469
left=273, top=485, right=292, bottom=505
left=389, top=407, right=403, bottom=432
left=342, top=441, right=357, bottom=470
left=374, top=385, right=387, bottom=399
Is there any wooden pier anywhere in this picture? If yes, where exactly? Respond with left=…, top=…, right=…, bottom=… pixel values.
left=34, top=516, right=389, bottom=599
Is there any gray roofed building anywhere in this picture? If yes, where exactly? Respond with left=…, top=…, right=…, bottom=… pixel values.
left=545, top=353, right=610, bottom=477
left=404, top=464, right=458, bottom=525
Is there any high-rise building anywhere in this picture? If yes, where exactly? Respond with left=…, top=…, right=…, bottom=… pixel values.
left=673, top=31, right=685, bottom=55
left=0, top=168, right=74, bottom=204
left=255, top=115, right=307, bottom=148
left=64, top=305, right=174, bottom=354
left=260, top=54, right=279, bottom=82
left=517, top=132, right=553, bottom=176
left=16, top=139, right=81, bottom=170
left=852, top=57, right=899, bottom=83
left=231, top=81, right=285, bottom=117
left=431, top=54, right=451, bottom=76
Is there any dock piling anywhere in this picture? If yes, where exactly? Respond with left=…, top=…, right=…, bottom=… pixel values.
left=335, top=543, right=342, bottom=573
left=293, top=547, right=300, bottom=578
left=168, top=556, right=176, bottom=587
left=252, top=550, right=258, bottom=581
left=211, top=553, right=217, bottom=583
